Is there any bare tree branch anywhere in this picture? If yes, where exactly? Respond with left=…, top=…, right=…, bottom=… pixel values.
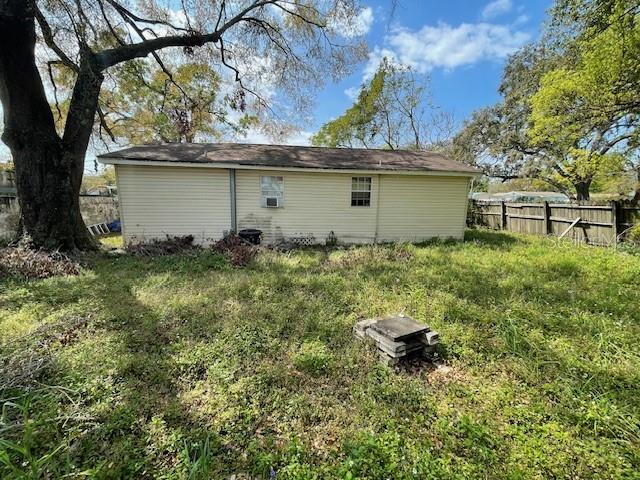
left=105, top=0, right=194, bottom=34
left=96, top=104, right=116, bottom=142
left=46, top=61, right=63, bottom=120
left=33, top=5, right=79, bottom=72
left=97, top=0, right=277, bottom=69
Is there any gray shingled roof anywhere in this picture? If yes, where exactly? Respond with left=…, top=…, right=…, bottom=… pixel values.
left=98, top=143, right=480, bottom=174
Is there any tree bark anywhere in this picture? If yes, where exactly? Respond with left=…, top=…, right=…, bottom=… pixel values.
left=574, top=180, right=591, bottom=202
left=0, top=3, right=97, bottom=250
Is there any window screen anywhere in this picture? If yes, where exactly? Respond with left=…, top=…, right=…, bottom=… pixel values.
left=351, top=177, right=371, bottom=207
left=260, top=176, right=284, bottom=207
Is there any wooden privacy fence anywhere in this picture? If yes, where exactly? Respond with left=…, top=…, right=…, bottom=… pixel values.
left=468, top=200, right=640, bottom=245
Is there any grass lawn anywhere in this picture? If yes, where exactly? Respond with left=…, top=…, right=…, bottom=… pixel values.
left=1, top=230, right=639, bottom=479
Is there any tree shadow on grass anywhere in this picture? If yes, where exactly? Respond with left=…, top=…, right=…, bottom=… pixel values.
left=1, top=255, right=248, bottom=478
left=66, top=251, right=361, bottom=477
left=70, top=262, right=249, bottom=478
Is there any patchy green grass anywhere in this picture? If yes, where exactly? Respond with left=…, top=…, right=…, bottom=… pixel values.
left=1, top=230, right=639, bottom=479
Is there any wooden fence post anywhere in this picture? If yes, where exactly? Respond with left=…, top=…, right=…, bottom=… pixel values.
left=501, top=201, right=507, bottom=230
left=611, top=200, right=619, bottom=245
left=543, top=201, right=551, bottom=235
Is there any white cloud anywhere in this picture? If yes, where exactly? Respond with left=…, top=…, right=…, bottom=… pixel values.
left=283, top=130, right=313, bottom=146
left=240, top=128, right=312, bottom=146
left=354, top=7, right=375, bottom=35
left=364, top=22, right=529, bottom=76
left=330, top=6, right=374, bottom=38
left=344, top=86, right=361, bottom=100
left=481, top=0, right=513, bottom=20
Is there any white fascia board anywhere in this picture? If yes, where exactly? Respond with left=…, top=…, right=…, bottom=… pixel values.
left=98, top=157, right=481, bottom=178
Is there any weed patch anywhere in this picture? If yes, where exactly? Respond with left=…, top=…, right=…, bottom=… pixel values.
left=292, top=340, right=333, bottom=376
left=324, top=244, right=413, bottom=270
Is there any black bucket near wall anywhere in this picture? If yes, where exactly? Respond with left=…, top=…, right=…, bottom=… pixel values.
left=238, top=228, right=262, bottom=245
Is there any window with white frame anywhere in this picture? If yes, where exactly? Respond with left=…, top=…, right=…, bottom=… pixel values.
left=351, top=177, right=372, bottom=207
left=260, top=175, right=284, bottom=207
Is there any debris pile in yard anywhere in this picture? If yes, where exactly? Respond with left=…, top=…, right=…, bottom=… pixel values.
left=126, top=235, right=197, bottom=256
left=354, top=315, right=439, bottom=366
left=0, top=245, right=80, bottom=279
left=212, top=233, right=258, bottom=266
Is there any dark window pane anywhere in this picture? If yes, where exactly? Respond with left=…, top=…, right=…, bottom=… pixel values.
left=351, top=191, right=371, bottom=207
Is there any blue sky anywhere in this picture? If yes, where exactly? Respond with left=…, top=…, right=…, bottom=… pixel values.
left=305, top=0, right=551, bottom=139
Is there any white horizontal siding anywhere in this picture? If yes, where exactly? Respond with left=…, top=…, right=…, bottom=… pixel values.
left=116, top=165, right=230, bottom=245
left=377, top=175, right=470, bottom=241
left=236, top=170, right=378, bottom=244
left=115, top=164, right=471, bottom=246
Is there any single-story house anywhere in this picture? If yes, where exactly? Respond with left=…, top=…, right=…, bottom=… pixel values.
left=97, top=143, right=480, bottom=245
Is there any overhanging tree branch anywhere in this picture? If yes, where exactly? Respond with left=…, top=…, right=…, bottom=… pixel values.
left=97, top=0, right=277, bottom=70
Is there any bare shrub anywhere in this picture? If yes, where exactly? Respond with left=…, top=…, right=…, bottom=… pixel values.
left=0, top=244, right=80, bottom=279
left=212, top=234, right=258, bottom=267
left=126, top=235, right=198, bottom=256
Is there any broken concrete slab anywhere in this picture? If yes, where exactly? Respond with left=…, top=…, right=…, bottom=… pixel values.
left=354, top=314, right=440, bottom=366
left=421, top=331, right=440, bottom=346
left=378, top=342, right=424, bottom=358
left=377, top=350, right=401, bottom=366
left=369, top=315, right=429, bottom=342
left=366, top=327, right=423, bottom=353
left=353, top=318, right=377, bottom=339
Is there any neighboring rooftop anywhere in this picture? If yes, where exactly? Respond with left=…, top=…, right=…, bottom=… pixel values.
left=98, top=143, right=480, bottom=174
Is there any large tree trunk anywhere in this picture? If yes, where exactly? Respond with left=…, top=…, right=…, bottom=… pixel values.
left=574, top=180, right=591, bottom=202
left=0, top=3, right=98, bottom=250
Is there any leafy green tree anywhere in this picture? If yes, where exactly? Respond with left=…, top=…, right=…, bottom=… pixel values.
left=312, top=63, right=385, bottom=148
left=451, top=45, right=590, bottom=197
left=453, top=9, right=638, bottom=202
left=312, top=58, right=453, bottom=150
left=549, top=0, right=639, bottom=39
left=530, top=1, right=640, bottom=200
